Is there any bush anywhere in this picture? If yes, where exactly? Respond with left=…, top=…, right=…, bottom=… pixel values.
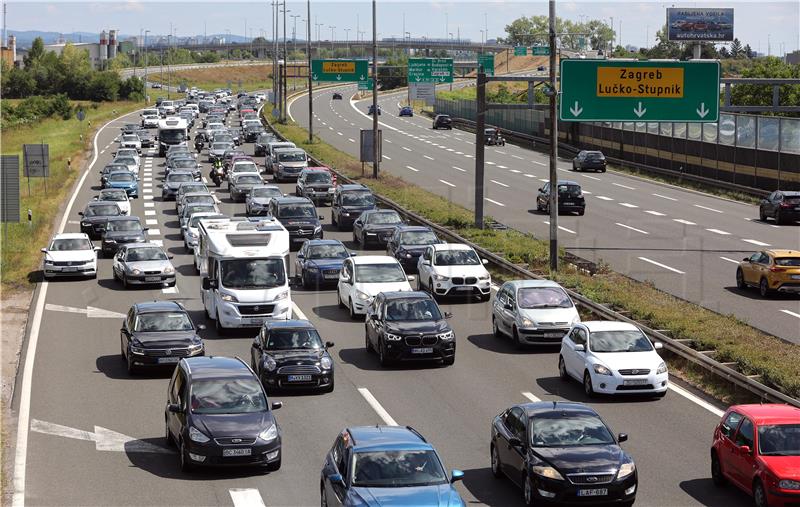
left=0, top=94, right=74, bottom=129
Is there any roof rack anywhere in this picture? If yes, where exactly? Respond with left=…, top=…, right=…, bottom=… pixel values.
left=405, top=425, right=428, bottom=443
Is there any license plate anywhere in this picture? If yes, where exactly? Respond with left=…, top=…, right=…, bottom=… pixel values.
left=795, top=207, right=800, bottom=211
left=324, top=273, right=340, bottom=279
left=562, top=202, right=574, bottom=205
left=292, top=237, right=307, bottom=242
left=545, top=332, right=565, bottom=338
left=411, top=347, right=434, bottom=354
left=157, top=357, right=180, bottom=364
left=223, top=448, right=252, bottom=457
left=623, top=379, right=649, bottom=386
left=792, top=275, right=800, bottom=280
left=145, top=276, right=161, bottom=282
left=62, top=267, right=77, bottom=272
left=287, top=374, right=312, bottom=382
left=578, top=489, right=608, bottom=497
left=245, top=318, right=264, bottom=326
left=457, top=286, right=474, bottom=292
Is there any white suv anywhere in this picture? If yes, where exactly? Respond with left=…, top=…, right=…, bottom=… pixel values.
left=41, top=233, right=99, bottom=279
left=417, top=243, right=491, bottom=301
left=337, top=255, right=414, bottom=318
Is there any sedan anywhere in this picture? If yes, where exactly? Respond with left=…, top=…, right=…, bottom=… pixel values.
left=353, top=209, right=405, bottom=249
left=246, top=185, right=283, bottom=216
left=112, top=243, right=176, bottom=288
left=94, top=189, right=130, bottom=215
left=177, top=192, right=216, bottom=217
left=367, top=105, right=381, bottom=115
left=180, top=203, right=219, bottom=229
left=79, top=201, right=123, bottom=239
left=385, top=225, right=440, bottom=273
left=101, top=216, right=148, bottom=256
left=229, top=173, right=265, bottom=202
left=41, top=233, right=99, bottom=279
left=332, top=92, right=343, bottom=100
left=295, top=239, right=352, bottom=289
left=112, top=156, right=139, bottom=174
left=119, top=133, right=142, bottom=152
left=162, top=172, right=197, bottom=200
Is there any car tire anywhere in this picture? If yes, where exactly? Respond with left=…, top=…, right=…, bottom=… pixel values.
left=492, top=317, right=503, bottom=338
left=513, top=327, right=525, bottom=349
left=349, top=299, right=358, bottom=320
left=480, top=293, right=490, bottom=302
left=736, top=268, right=747, bottom=290
left=442, top=357, right=455, bottom=366
left=759, top=207, right=767, bottom=221
left=165, top=420, right=174, bottom=447
left=365, top=329, right=373, bottom=353
left=583, top=371, right=595, bottom=397
left=216, top=310, right=226, bottom=335
left=523, top=474, right=535, bottom=506
left=302, top=272, right=311, bottom=290
left=711, top=452, right=726, bottom=487
left=179, top=441, right=193, bottom=473
left=338, top=291, right=345, bottom=309
left=578, top=209, right=585, bottom=216
left=572, top=162, right=578, bottom=171
left=324, top=378, right=335, bottom=393
left=490, top=444, right=503, bottom=479
left=559, top=356, right=569, bottom=380
left=126, top=351, right=136, bottom=375
left=379, top=340, right=390, bottom=367
left=759, top=278, right=771, bottom=298
left=122, top=273, right=129, bottom=289
left=600, top=168, right=606, bottom=173
left=754, top=480, right=768, bottom=507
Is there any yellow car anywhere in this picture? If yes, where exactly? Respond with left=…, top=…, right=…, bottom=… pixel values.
left=736, top=249, right=800, bottom=297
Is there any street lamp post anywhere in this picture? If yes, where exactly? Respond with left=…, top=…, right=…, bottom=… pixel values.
left=144, top=30, right=150, bottom=103
left=344, top=28, right=351, bottom=56
left=307, top=0, right=313, bottom=143
left=329, top=25, right=335, bottom=52
left=371, top=0, right=379, bottom=179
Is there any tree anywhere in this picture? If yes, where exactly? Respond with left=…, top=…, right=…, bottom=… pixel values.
left=718, top=47, right=730, bottom=59
left=730, top=56, right=800, bottom=114
left=501, top=16, right=615, bottom=51
left=108, top=52, right=132, bottom=71
left=744, top=44, right=754, bottom=58
left=87, top=71, right=120, bottom=101
left=24, top=37, right=45, bottom=67
left=730, top=38, right=743, bottom=58
left=2, top=66, right=36, bottom=97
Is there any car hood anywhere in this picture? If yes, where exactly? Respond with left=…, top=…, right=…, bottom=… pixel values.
left=193, top=411, right=274, bottom=439
left=591, top=350, right=663, bottom=370
left=267, top=349, right=326, bottom=364
left=760, top=456, right=800, bottom=479
left=82, top=215, right=114, bottom=224
left=124, top=260, right=172, bottom=272
left=307, top=259, right=345, bottom=270
left=517, top=307, right=579, bottom=326
left=276, top=161, right=306, bottom=168
left=397, top=245, right=428, bottom=256
left=533, top=445, right=625, bottom=474
left=131, top=331, right=198, bottom=347
left=431, top=264, right=489, bottom=278
left=166, top=181, right=191, bottom=189
left=350, top=484, right=462, bottom=507
left=108, top=181, right=137, bottom=188
left=217, top=286, right=287, bottom=303
left=104, top=230, right=146, bottom=241
left=386, top=320, right=449, bottom=335
left=363, top=224, right=401, bottom=234
left=354, top=281, right=413, bottom=297
left=341, top=205, right=376, bottom=214
left=281, top=218, right=321, bottom=227
left=45, top=250, right=95, bottom=262
left=248, top=197, right=274, bottom=206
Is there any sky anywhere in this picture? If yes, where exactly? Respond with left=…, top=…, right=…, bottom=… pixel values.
left=4, top=0, right=799, bottom=55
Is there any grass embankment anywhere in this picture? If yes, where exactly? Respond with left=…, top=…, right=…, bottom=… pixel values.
left=271, top=118, right=800, bottom=400
left=0, top=100, right=142, bottom=294
left=147, top=63, right=305, bottom=92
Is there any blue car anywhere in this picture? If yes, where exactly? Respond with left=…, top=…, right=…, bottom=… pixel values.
left=295, top=239, right=352, bottom=289
left=104, top=171, right=139, bottom=198
left=399, top=106, right=414, bottom=117
left=321, top=426, right=465, bottom=507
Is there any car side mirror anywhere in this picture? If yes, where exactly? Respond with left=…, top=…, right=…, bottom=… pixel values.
left=743, top=257, right=750, bottom=262
left=407, top=275, right=416, bottom=282
left=504, top=303, right=514, bottom=311
left=168, top=255, right=174, bottom=259
left=318, top=215, right=324, bottom=220
left=482, top=258, right=489, bottom=265
left=538, top=188, right=543, bottom=192
left=271, top=401, right=283, bottom=410
left=574, top=344, right=585, bottom=352
left=618, top=433, right=628, bottom=443
left=143, top=227, right=149, bottom=231
left=329, top=473, right=345, bottom=486
left=78, top=211, right=84, bottom=216
left=739, top=445, right=752, bottom=455
left=297, top=252, right=304, bottom=259
left=40, top=248, right=47, bottom=253
left=167, top=403, right=182, bottom=413
left=94, top=246, right=101, bottom=251
left=451, top=469, right=464, bottom=483
left=354, top=220, right=361, bottom=226
left=508, top=436, right=522, bottom=447
left=654, top=342, right=664, bottom=350
left=201, top=277, right=217, bottom=290
left=325, top=341, right=335, bottom=348
left=444, top=312, right=453, bottom=319
left=197, top=324, right=206, bottom=330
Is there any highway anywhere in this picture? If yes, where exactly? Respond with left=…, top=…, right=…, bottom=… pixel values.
left=289, top=83, right=800, bottom=344
left=12, top=101, right=757, bottom=507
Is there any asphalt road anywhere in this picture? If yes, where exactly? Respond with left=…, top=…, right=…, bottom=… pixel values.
left=290, top=84, right=800, bottom=344
left=14, top=103, right=755, bottom=507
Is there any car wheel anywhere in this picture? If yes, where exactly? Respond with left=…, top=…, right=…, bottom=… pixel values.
left=324, top=377, right=335, bottom=393
left=736, top=268, right=747, bottom=290
left=759, top=278, right=771, bottom=298
left=754, top=480, right=768, bottom=507
left=302, top=271, right=310, bottom=290
left=578, top=209, right=585, bottom=216
left=349, top=299, right=358, bottom=320
left=572, top=162, right=578, bottom=171
left=776, top=210, right=784, bottom=225
left=492, top=317, right=503, bottom=338
left=379, top=340, right=390, bottom=367
left=126, top=351, right=136, bottom=375
left=122, top=273, right=129, bottom=289
left=523, top=474, right=535, bottom=506
left=331, top=213, right=338, bottom=226
left=583, top=371, right=595, bottom=397
left=513, top=327, right=525, bottom=349
left=490, top=444, right=503, bottom=479
left=179, top=441, right=193, bottom=472
left=559, top=356, right=569, bottom=380
left=442, top=356, right=455, bottom=366
left=165, top=420, right=174, bottom=447
left=321, top=486, right=329, bottom=507
left=759, top=207, right=767, bottom=221
left=215, top=309, right=226, bottom=335
left=365, top=328, right=373, bottom=353
left=480, top=293, right=491, bottom=302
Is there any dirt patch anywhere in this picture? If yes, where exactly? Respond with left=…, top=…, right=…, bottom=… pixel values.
left=467, top=52, right=554, bottom=76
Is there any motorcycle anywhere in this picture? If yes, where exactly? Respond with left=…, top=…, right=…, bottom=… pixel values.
left=210, top=160, right=224, bottom=187
left=194, top=138, right=205, bottom=153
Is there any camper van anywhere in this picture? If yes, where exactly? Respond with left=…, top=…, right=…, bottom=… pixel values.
left=157, top=117, right=189, bottom=157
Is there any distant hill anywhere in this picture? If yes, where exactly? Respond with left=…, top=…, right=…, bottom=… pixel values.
left=7, top=29, right=253, bottom=48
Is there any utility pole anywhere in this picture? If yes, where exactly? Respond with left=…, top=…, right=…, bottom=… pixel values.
left=371, top=0, right=379, bottom=178
left=282, top=2, right=289, bottom=121
left=474, top=70, right=486, bottom=228
left=144, top=30, right=150, bottom=104
left=307, top=0, right=313, bottom=143
left=548, top=0, right=559, bottom=272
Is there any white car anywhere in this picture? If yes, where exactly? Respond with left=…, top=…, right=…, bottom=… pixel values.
left=558, top=321, right=669, bottom=398
left=229, top=160, right=261, bottom=176
left=94, top=188, right=131, bottom=215
left=141, top=113, right=160, bottom=128
left=119, top=134, right=142, bottom=152
left=115, top=147, right=140, bottom=167
left=337, top=255, right=414, bottom=318
left=417, top=243, right=491, bottom=301
left=41, top=233, right=99, bottom=279
left=183, top=211, right=225, bottom=253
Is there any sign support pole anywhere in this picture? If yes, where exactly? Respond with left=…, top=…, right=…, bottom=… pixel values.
left=371, top=0, right=379, bottom=178
left=474, top=72, right=486, bottom=229
left=548, top=0, right=559, bottom=272
left=307, top=0, right=313, bottom=143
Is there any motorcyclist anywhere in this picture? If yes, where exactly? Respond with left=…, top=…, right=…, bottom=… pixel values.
left=194, top=135, right=205, bottom=153
left=210, top=158, right=224, bottom=187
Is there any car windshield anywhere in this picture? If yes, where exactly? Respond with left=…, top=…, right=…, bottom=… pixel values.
left=100, top=191, right=127, bottom=201
left=518, top=287, right=573, bottom=309
left=184, top=205, right=216, bottom=217
left=531, top=413, right=616, bottom=447
left=385, top=298, right=442, bottom=321
left=589, top=330, right=653, bottom=353
left=235, top=175, right=262, bottom=185
left=367, top=212, right=401, bottom=225
left=127, top=247, right=167, bottom=261
left=122, top=135, right=138, bottom=142
left=133, top=311, right=193, bottom=332
left=168, top=174, right=194, bottom=183
left=118, top=149, right=137, bottom=157
left=189, top=214, right=223, bottom=227
left=342, top=193, right=374, bottom=206
left=174, top=159, right=196, bottom=168
left=179, top=184, right=206, bottom=195
left=85, top=204, right=120, bottom=216
left=215, top=135, right=234, bottom=144
left=106, top=220, right=142, bottom=232
left=305, top=172, right=331, bottom=183
left=220, top=258, right=286, bottom=289
left=252, top=187, right=282, bottom=198
left=225, top=152, right=246, bottom=160
left=351, top=450, right=447, bottom=488
left=109, top=173, right=135, bottom=182
left=356, top=263, right=406, bottom=283
left=160, top=130, right=186, bottom=143
left=50, top=238, right=92, bottom=251
left=585, top=152, right=605, bottom=159
left=104, top=165, right=127, bottom=174
left=557, top=184, right=582, bottom=196
left=185, top=195, right=215, bottom=205
left=277, top=152, right=306, bottom=162
left=265, top=328, right=323, bottom=350
left=115, top=157, right=136, bottom=166
left=278, top=204, right=316, bottom=218
left=233, top=163, right=258, bottom=172
left=212, top=143, right=229, bottom=150
left=400, top=231, right=437, bottom=245
left=190, top=379, right=267, bottom=415
left=775, top=257, right=800, bottom=267
left=758, top=424, right=800, bottom=456
left=434, top=249, right=480, bottom=266
left=307, top=244, right=348, bottom=259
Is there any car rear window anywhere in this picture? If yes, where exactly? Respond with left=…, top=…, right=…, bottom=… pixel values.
left=775, top=257, right=800, bottom=267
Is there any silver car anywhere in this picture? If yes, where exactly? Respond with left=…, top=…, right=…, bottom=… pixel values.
left=112, top=156, right=139, bottom=174
left=177, top=192, right=216, bottom=216
left=208, top=141, right=233, bottom=162
left=183, top=212, right=226, bottom=252
left=175, top=183, right=210, bottom=211
left=228, top=173, right=264, bottom=202
left=162, top=171, right=196, bottom=200
left=112, top=243, right=176, bottom=288
left=246, top=185, right=284, bottom=216
left=180, top=203, right=219, bottom=229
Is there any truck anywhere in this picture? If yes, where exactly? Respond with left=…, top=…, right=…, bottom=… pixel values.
left=157, top=117, right=189, bottom=157
left=196, top=217, right=292, bottom=330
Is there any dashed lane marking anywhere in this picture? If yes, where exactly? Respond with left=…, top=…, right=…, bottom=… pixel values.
left=720, top=257, right=740, bottom=264
left=653, top=193, right=678, bottom=201
left=596, top=196, right=614, bottom=201
left=705, top=228, right=731, bottom=235
left=229, top=488, right=267, bottom=507
left=439, top=179, right=456, bottom=188
left=453, top=166, right=466, bottom=172
left=485, top=198, right=505, bottom=207
left=543, top=221, right=576, bottom=234
left=644, top=210, right=666, bottom=216
left=406, top=165, right=419, bottom=172
left=490, top=180, right=509, bottom=188
left=358, top=388, right=398, bottom=426
left=694, top=204, right=723, bottom=213
left=638, top=257, right=685, bottom=274
left=673, top=219, right=696, bottom=225
left=742, top=239, right=770, bottom=247
left=616, top=223, right=649, bottom=235
left=613, top=183, right=636, bottom=190
left=619, top=203, right=638, bottom=208
left=780, top=309, right=800, bottom=320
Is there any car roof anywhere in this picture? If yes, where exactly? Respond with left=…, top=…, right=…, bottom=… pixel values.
left=305, top=239, right=344, bottom=246
left=431, top=242, right=472, bottom=251
left=338, top=184, right=370, bottom=192
left=395, top=225, right=433, bottom=233
left=351, top=255, right=400, bottom=265
left=133, top=300, right=185, bottom=313
left=121, top=242, right=163, bottom=250
left=381, top=290, right=432, bottom=300
left=580, top=320, right=640, bottom=333
left=53, top=232, right=90, bottom=240
left=264, top=319, right=316, bottom=331
left=519, top=401, right=600, bottom=418
left=106, top=216, right=140, bottom=222
left=506, top=279, right=565, bottom=290
left=182, top=356, right=254, bottom=381
left=555, top=180, right=581, bottom=186
left=765, top=249, right=800, bottom=257
left=347, top=426, right=432, bottom=452
left=729, top=404, right=800, bottom=425
left=275, top=196, right=313, bottom=204
left=779, top=191, right=800, bottom=196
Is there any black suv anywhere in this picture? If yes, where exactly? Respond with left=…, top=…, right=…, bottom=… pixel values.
left=101, top=216, right=148, bottom=256
left=759, top=190, right=800, bottom=224
left=254, top=133, right=276, bottom=157
left=353, top=209, right=405, bottom=249
left=165, top=356, right=283, bottom=471
left=120, top=300, right=205, bottom=374
left=331, top=184, right=376, bottom=230
left=250, top=320, right=335, bottom=393
left=244, top=124, right=266, bottom=143
left=572, top=150, right=607, bottom=172
left=268, top=196, right=323, bottom=246
left=386, top=225, right=440, bottom=273
left=433, top=114, right=452, bottom=130
left=536, top=180, right=586, bottom=216
left=365, top=291, right=455, bottom=366
left=295, top=169, right=334, bottom=205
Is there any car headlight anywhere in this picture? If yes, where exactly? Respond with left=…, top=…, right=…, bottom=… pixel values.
left=220, top=292, right=238, bottom=303
left=532, top=466, right=564, bottom=481
left=259, top=423, right=278, bottom=442
left=433, top=274, right=450, bottom=281
left=164, top=265, right=175, bottom=274
left=571, top=315, right=581, bottom=325
left=130, top=268, right=141, bottom=275
left=314, top=225, right=322, bottom=233
left=385, top=332, right=402, bottom=341
left=189, top=426, right=211, bottom=443
left=436, top=330, right=454, bottom=341
left=306, top=266, right=320, bottom=273
left=779, top=479, right=800, bottom=490
left=105, top=239, right=116, bottom=243
left=275, top=290, right=289, bottom=301
left=320, top=356, right=333, bottom=369
left=81, top=222, right=90, bottom=227
left=593, top=364, right=613, bottom=376
left=188, top=342, right=203, bottom=352
left=617, top=462, right=636, bottom=480
left=520, top=317, right=535, bottom=328
left=327, top=187, right=335, bottom=193
left=355, top=290, right=371, bottom=301
left=657, top=362, right=668, bottom=374
left=187, top=231, right=198, bottom=239
left=263, top=355, right=277, bottom=371
left=478, top=274, right=491, bottom=281
left=129, top=345, right=146, bottom=355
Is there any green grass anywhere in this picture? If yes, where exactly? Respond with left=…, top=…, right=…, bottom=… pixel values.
left=146, top=63, right=305, bottom=93
left=270, top=116, right=800, bottom=400
left=0, top=100, right=143, bottom=294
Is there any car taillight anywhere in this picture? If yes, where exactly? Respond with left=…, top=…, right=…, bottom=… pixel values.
left=780, top=202, right=793, bottom=208
left=770, top=266, right=786, bottom=272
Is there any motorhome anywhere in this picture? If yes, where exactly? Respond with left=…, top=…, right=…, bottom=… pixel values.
left=157, top=117, right=189, bottom=157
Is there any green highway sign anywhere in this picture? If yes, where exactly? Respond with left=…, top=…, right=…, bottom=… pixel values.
left=358, top=80, right=374, bottom=91
left=559, top=59, right=720, bottom=122
left=477, top=54, right=495, bottom=76
left=531, top=46, right=550, bottom=56
left=311, top=59, right=369, bottom=82
left=407, top=58, right=453, bottom=83
left=514, top=46, right=527, bottom=56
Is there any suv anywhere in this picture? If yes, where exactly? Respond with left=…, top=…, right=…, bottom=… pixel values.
left=536, top=180, right=586, bottom=216
left=295, top=168, right=335, bottom=205
left=165, top=356, right=283, bottom=471
left=365, top=291, right=455, bottom=366
left=331, top=184, right=376, bottom=230
left=386, top=225, right=440, bottom=273
left=759, top=191, right=800, bottom=225
left=271, top=148, right=308, bottom=182
left=254, top=133, right=276, bottom=156
left=268, top=196, right=323, bottom=246
left=352, top=209, right=405, bottom=249
left=417, top=243, right=491, bottom=301
left=432, top=114, right=452, bottom=130
left=572, top=150, right=607, bottom=172
left=736, top=249, right=800, bottom=297
left=337, top=255, right=414, bottom=318
left=492, top=280, right=580, bottom=346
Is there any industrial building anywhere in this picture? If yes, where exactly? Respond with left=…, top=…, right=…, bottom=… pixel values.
left=43, top=29, right=120, bottom=69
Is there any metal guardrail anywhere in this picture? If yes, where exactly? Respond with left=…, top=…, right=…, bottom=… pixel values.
left=264, top=89, right=799, bottom=408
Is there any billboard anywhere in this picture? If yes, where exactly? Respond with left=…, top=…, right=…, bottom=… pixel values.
left=667, top=8, right=734, bottom=41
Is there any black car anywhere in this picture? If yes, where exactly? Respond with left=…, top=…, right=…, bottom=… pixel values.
left=295, top=169, right=334, bottom=205
left=367, top=104, right=381, bottom=115
left=331, top=184, right=376, bottom=230
left=244, top=125, right=265, bottom=143
left=332, top=92, right=343, bottom=100
left=759, top=190, right=800, bottom=225
left=365, top=291, right=455, bottom=366
left=353, top=209, right=405, bottom=248
left=572, top=150, right=607, bottom=172
left=490, top=402, right=637, bottom=506
left=79, top=201, right=123, bottom=239
left=254, top=133, right=276, bottom=157
left=134, top=128, right=154, bottom=147
left=386, top=225, right=440, bottom=273
left=433, top=114, right=453, bottom=130
left=536, top=181, right=586, bottom=216
left=250, top=320, right=335, bottom=392
left=120, top=300, right=204, bottom=374
left=268, top=196, right=323, bottom=246
left=164, top=356, right=283, bottom=471
left=101, top=216, right=148, bottom=256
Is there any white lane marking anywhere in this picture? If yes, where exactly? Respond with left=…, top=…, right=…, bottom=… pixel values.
left=143, top=177, right=153, bottom=182
left=423, top=155, right=434, bottom=160
left=490, top=179, right=509, bottom=188
left=151, top=239, right=163, bottom=247
left=455, top=151, right=464, bottom=155
left=145, top=210, right=156, bottom=216
left=143, top=183, right=152, bottom=188
left=406, top=165, right=419, bottom=172
left=453, top=166, right=466, bottom=172
left=358, top=388, right=398, bottom=426
left=668, top=383, right=724, bottom=417
left=383, top=155, right=392, bottom=160
left=532, top=160, right=546, bottom=166
left=644, top=210, right=666, bottom=216
left=386, top=139, right=392, bottom=143
left=694, top=204, right=723, bottom=213
left=543, top=221, right=576, bottom=234
left=348, top=138, right=355, bottom=143
left=99, top=149, right=106, bottom=154
left=522, top=392, right=541, bottom=403
left=143, top=195, right=153, bottom=200
left=673, top=219, right=696, bottom=225
left=144, top=202, right=155, bottom=208
left=402, top=146, right=412, bottom=151
left=439, top=179, right=456, bottom=188
left=613, top=182, right=636, bottom=190
left=596, top=196, right=614, bottom=201
left=512, top=155, right=523, bottom=160
left=780, top=309, right=800, bottom=319
left=464, top=154, right=474, bottom=158
left=162, top=286, right=179, bottom=294
left=486, top=161, right=496, bottom=165
left=229, top=488, right=267, bottom=507
left=653, top=193, right=678, bottom=201
left=619, top=202, right=638, bottom=208
left=706, top=228, right=731, bottom=235
left=147, top=228, right=161, bottom=236
left=742, top=239, right=770, bottom=247
left=485, top=198, right=505, bottom=207
left=582, top=174, right=601, bottom=181
left=509, top=169, right=520, bottom=173
left=539, top=178, right=549, bottom=183
left=146, top=219, right=158, bottom=225
left=328, top=126, right=334, bottom=130
left=495, top=150, right=507, bottom=155
left=337, top=132, right=343, bottom=136
left=498, top=165, right=509, bottom=169
left=582, top=191, right=592, bottom=195
left=44, top=304, right=126, bottom=319
left=745, top=218, right=780, bottom=229
left=616, top=223, right=649, bottom=235
left=142, top=188, right=152, bottom=194
left=446, top=148, right=454, bottom=152
left=67, top=220, right=80, bottom=225
left=638, top=257, right=685, bottom=274
left=720, top=256, right=740, bottom=264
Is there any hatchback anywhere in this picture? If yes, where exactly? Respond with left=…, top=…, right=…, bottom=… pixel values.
left=737, top=250, right=800, bottom=297
left=536, top=181, right=586, bottom=216
left=759, top=191, right=800, bottom=225
left=492, top=280, right=580, bottom=346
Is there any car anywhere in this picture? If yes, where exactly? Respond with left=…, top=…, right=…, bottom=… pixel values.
left=112, top=242, right=176, bottom=288
left=100, top=163, right=131, bottom=186
left=112, top=155, right=139, bottom=174
left=295, top=168, right=335, bottom=205
left=490, top=401, right=637, bottom=506
left=40, top=233, right=99, bottom=279
left=78, top=201, right=123, bottom=239
left=399, top=106, right=413, bottom=117
left=142, top=113, right=160, bottom=129
left=271, top=148, right=308, bottom=182
left=759, top=191, right=800, bottom=225
left=537, top=65, right=546, bottom=71
left=134, top=128, right=154, bottom=147
left=104, top=171, right=139, bottom=197
left=265, top=141, right=297, bottom=174
left=321, top=426, right=465, bottom=507
left=164, top=356, right=283, bottom=471
left=179, top=203, right=219, bottom=229
left=175, top=182, right=210, bottom=211
left=295, top=239, right=352, bottom=289
left=331, top=92, right=343, bottom=100
left=162, top=171, right=197, bottom=200
left=250, top=319, right=335, bottom=393
left=244, top=124, right=266, bottom=143
left=120, top=123, right=140, bottom=135
left=114, top=147, right=141, bottom=166
left=94, top=189, right=130, bottom=215
left=492, top=280, right=580, bottom=347
left=353, top=209, right=404, bottom=249
left=151, top=82, right=162, bottom=89
left=254, top=133, right=276, bottom=157
left=208, top=141, right=234, bottom=162
left=166, top=157, right=201, bottom=179
left=736, top=249, right=800, bottom=297
left=268, top=196, right=323, bottom=245
left=119, top=133, right=142, bottom=152
left=417, top=243, right=491, bottom=301
left=228, top=173, right=265, bottom=203
left=337, top=255, right=414, bottom=318
left=432, top=114, right=452, bottom=130
left=367, top=104, right=381, bottom=115
left=229, top=159, right=261, bottom=177
left=331, top=184, right=376, bottom=230
left=365, top=291, right=455, bottom=366
left=536, top=180, right=586, bottom=216
left=710, top=403, right=800, bottom=507
left=101, top=216, right=148, bottom=256
left=572, top=150, right=607, bottom=172
left=385, top=225, right=440, bottom=273
left=246, top=185, right=284, bottom=216
left=177, top=192, right=216, bottom=217
left=183, top=212, right=226, bottom=252
left=484, top=127, right=505, bottom=146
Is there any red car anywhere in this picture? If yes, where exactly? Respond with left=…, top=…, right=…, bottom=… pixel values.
left=711, top=404, right=800, bottom=507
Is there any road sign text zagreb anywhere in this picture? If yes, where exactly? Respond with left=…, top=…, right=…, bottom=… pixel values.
left=597, top=67, right=684, bottom=97
left=311, top=59, right=369, bottom=82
